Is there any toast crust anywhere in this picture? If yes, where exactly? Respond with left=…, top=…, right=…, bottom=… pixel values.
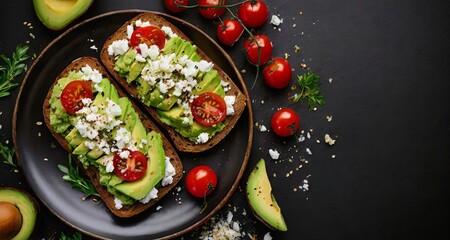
left=100, top=12, right=247, bottom=153
left=42, top=57, right=183, bottom=218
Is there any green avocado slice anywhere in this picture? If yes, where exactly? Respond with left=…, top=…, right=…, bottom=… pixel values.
left=33, top=0, right=94, bottom=30
left=246, top=159, right=288, bottom=231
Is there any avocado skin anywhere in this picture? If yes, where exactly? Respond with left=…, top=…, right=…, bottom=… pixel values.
left=0, top=187, right=38, bottom=240
left=246, top=159, right=288, bottom=232
left=33, top=0, right=94, bottom=31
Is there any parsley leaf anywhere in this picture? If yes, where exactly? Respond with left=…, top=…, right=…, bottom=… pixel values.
left=58, top=155, right=100, bottom=200
left=0, top=142, right=19, bottom=172
left=291, top=72, right=325, bottom=109
left=0, top=44, right=30, bottom=97
left=60, top=232, right=83, bottom=240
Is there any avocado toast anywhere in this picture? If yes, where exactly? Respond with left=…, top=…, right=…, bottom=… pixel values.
left=100, top=12, right=247, bottom=153
left=42, top=57, right=183, bottom=218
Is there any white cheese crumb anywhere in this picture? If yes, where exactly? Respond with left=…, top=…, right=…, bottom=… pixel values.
left=329, top=77, right=333, bottom=83
left=264, top=232, right=273, bottom=240
left=126, top=24, right=134, bottom=39
left=156, top=206, right=163, bottom=211
left=306, top=148, right=312, bottom=155
left=270, top=15, right=283, bottom=26
left=196, top=132, right=210, bottom=144
left=162, top=157, right=176, bottom=186
left=269, top=149, right=280, bottom=160
left=298, top=135, right=305, bottom=142
left=139, top=187, right=158, bottom=204
left=108, top=39, right=130, bottom=56
left=259, top=125, right=267, bottom=132
left=90, top=45, right=98, bottom=51
left=224, top=95, right=236, bottom=116
left=114, top=198, right=123, bottom=209
left=326, top=115, right=333, bottom=122
left=161, top=26, right=178, bottom=38
left=119, top=150, right=130, bottom=159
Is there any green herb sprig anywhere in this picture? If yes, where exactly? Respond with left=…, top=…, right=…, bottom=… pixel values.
left=291, top=72, right=325, bottom=109
left=58, top=155, right=100, bottom=200
left=0, top=142, right=19, bottom=172
left=0, top=44, right=30, bottom=97
left=60, top=232, right=83, bottom=240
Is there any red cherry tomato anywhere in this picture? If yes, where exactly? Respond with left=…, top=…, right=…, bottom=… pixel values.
left=60, top=80, right=93, bottom=115
left=198, top=0, right=226, bottom=19
left=243, top=34, right=273, bottom=66
left=113, top=149, right=148, bottom=182
left=271, top=108, right=300, bottom=137
left=186, top=165, right=218, bottom=198
left=191, top=92, right=227, bottom=126
left=238, top=0, right=269, bottom=28
left=163, top=0, right=190, bottom=13
left=263, top=57, right=292, bottom=89
left=129, top=26, right=166, bottom=50
left=216, top=19, right=244, bottom=46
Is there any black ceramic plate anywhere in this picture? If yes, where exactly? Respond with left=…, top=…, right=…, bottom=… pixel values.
left=13, top=10, right=253, bottom=239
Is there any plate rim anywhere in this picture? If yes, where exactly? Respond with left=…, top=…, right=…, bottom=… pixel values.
left=12, top=9, right=254, bottom=239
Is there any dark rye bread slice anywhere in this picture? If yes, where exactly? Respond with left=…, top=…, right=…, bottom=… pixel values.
left=100, top=12, right=247, bottom=153
left=42, top=57, right=183, bottom=218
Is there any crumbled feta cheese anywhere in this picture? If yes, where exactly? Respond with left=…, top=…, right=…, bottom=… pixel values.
left=224, top=95, right=236, bottom=116
left=198, top=60, right=214, bottom=72
left=269, top=149, right=280, bottom=160
left=81, top=65, right=102, bottom=83
left=263, top=232, right=272, bottom=240
left=90, top=45, right=98, bottom=51
left=270, top=15, right=283, bottom=26
left=162, top=157, right=176, bottom=186
left=259, top=125, right=267, bottom=132
left=127, top=24, right=134, bottom=39
left=114, top=198, right=123, bottom=209
left=306, top=148, right=312, bottom=155
left=108, top=39, right=130, bottom=56
left=119, top=150, right=130, bottom=159
left=140, top=187, right=158, bottom=204
left=135, top=54, right=146, bottom=63
left=156, top=206, right=163, bottom=211
left=105, top=158, right=114, bottom=173
left=135, top=20, right=151, bottom=27
left=196, top=132, right=210, bottom=144
left=161, top=26, right=178, bottom=38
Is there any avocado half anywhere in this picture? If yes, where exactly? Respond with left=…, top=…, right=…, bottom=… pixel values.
left=246, top=159, right=287, bottom=231
left=0, top=187, right=38, bottom=240
left=33, top=0, right=94, bottom=30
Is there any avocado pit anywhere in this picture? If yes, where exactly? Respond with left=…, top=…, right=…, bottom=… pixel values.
left=0, top=201, right=22, bottom=240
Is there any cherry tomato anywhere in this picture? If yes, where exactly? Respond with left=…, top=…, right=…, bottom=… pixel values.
left=198, top=0, right=226, bottom=19
left=130, top=26, right=166, bottom=50
left=271, top=108, right=300, bottom=137
left=191, top=92, right=227, bottom=126
left=163, top=0, right=190, bottom=13
left=186, top=165, right=218, bottom=198
left=113, top=149, right=148, bottom=182
left=216, top=19, right=244, bottom=46
left=60, top=80, right=93, bottom=115
left=243, top=34, right=273, bottom=66
left=263, top=57, right=292, bottom=89
left=238, top=0, right=269, bottom=28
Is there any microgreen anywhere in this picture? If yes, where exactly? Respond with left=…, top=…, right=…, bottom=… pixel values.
left=0, top=142, right=19, bottom=172
left=290, top=72, right=325, bottom=109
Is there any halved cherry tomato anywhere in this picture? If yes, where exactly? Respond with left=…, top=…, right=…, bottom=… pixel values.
left=243, top=34, right=273, bottom=66
left=164, top=0, right=190, bottom=13
left=113, top=149, right=148, bottom=182
left=238, top=0, right=269, bottom=28
left=60, top=80, right=93, bottom=115
left=198, top=0, right=226, bottom=20
left=271, top=108, right=300, bottom=137
left=263, top=57, right=292, bottom=89
left=186, top=165, right=217, bottom=198
left=129, top=26, right=166, bottom=50
left=191, top=92, right=227, bottom=126
left=216, top=19, right=244, bottom=46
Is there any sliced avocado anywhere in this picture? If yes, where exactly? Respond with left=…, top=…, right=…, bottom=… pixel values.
left=127, top=61, right=145, bottom=83
left=189, top=51, right=201, bottom=62
left=246, top=159, right=287, bottom=231
left=193, top=70, right=221, bottom=95
left=113, top=131, right=166, bottom=200
left=163, top=37, right=183, bottom=55
left=212, top=81, right=226, bottom=98
left=132, top=119, right=147, bottom=152
left=156, top=93, right=178, bottom=110
left=147, top=88, right=164, bottom=108
left=0, top=187, right=38, bottom=240
left=117, top=98, right=130, bottom=122
left=157, top=107, right=185, bottom=126
left=72, top=142, right=90, bottom=156
left=64, top=128, right=78, bottom=142
left=136, top=77, right=153, bottom=97
left=86, top=147, right=104, bottom=160
left=176, top=41, right=197, bottom=59
left=68, top=133, right=85, bottom=149
left=33, top=0, right=94, bottom=30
